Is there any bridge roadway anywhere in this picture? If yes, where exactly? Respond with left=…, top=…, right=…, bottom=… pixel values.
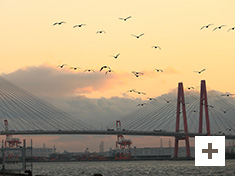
left=0, top=130, right=235, bottom=139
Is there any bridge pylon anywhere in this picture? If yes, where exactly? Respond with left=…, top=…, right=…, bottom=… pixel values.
left=174, top=82, right=191, bottom=158
left=199, top=80, right=211, bottom=135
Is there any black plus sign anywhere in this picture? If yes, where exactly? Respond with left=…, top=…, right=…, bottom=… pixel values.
left=202, top=143, right=218, bottom=159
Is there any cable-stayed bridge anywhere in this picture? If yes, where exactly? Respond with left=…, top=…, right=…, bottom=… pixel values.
left=0, top=76, right=234, bottom=137
left=0, top=76, right=235, bottom=157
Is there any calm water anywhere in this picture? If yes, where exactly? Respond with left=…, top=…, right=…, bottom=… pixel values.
left=32, top=160, right=235, bottom=176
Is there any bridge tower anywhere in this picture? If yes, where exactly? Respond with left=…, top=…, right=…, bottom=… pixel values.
left=115, top=120, right=132, bottom=160
left=174, top=82, right=191, bottom=158
left=199, top=80, right=211, bottom=135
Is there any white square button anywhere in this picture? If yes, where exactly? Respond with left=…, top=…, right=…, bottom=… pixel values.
left=195, top=136, right=225, bottom=166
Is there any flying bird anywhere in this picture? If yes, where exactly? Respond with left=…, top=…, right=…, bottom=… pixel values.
left=137, top=103, right=147, bottom=107
left=96, top=30, right=106, bottom=34
left=163, top=99, right=172, bottom=103
left=53, top=21, right=66, bottom=26
left=70, top=67, right=80, bottom=70
left=84, top=69, right=95, bottom=72
left=154, top=69, right=163, bottom=72
left=187, top=86, right=194, bottom=90
left=132, top=33, right=144, bottom=39
left=213, top=25, right=226, bottom=31
left=152, top=46, right=161, bottom=50
left=194, top=68, right=206, bottom=74
left=221, top=109, right=229, bottom=113
left=147, top=97, right=156, bottom=101
left=227, top=27, right=235, bottom=32
left=132, top=71, right=144, bottom=77
left=202, top=103, right=214, bottom=108
left=119, top=16, right=132, bottom=21
left=105, top=69, right=114, bottom=75
left=136, top=91, right=146, bottom=95
left=110, top=53, right=120, bottom=59
left=221, top=93, right=235, bottom=97
left=126, top=89, right=137, bottom=93
left=100, top=65, right=111, bottom=72
left=57, top=64, right=67, bottom=68
left=73, top=24, right=86, bottom=28
left=200, top=24, right=213, bottom=30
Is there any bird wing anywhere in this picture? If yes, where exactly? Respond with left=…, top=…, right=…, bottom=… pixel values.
left=158, top=46, right=161, bottom=50
left=131, top=34, right=137, bottom=37
left=100, top=67, right=104, bottom=71
left=116, top=53, right=120, bottom=57
left=200, top=68, right=206, bottom=72
left=119, top=18, right=124, bottom=20
left=200, top=26, right=206, bottom=30
left=102, top=31, right=106, bottom=33
left=139, top=72, right=144, bottom=75
left=125, top=16, right=132, bottom=20
left=213, top=27, right=218, bottom=31
left=53, top=23, right=58, bottom=26
left=139, top=33, right=144, bottom=37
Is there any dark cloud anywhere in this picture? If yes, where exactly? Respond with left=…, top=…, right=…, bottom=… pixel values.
left=47, top=95, right=143, bottom=129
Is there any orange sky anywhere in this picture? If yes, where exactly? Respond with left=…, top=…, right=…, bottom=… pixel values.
left=1, top=0, right=235, bottom=151
left=1, top=0, right=235, bottom=99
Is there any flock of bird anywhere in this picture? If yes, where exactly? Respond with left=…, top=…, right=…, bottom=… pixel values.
left=200, top=24, right=235, bottom=32
left=54, top=19, right=234, bottom=107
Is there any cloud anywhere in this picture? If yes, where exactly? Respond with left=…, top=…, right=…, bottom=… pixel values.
left=49, top=95, right=143, bottom=128
left=3, top=63, right=131, bottom=97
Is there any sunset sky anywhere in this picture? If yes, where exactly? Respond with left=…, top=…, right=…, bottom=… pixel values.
left=1, top=0, right=235, bottom=152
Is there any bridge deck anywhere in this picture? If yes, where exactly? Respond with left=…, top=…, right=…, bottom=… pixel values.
left=1, top=130, right=235, bottom=139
